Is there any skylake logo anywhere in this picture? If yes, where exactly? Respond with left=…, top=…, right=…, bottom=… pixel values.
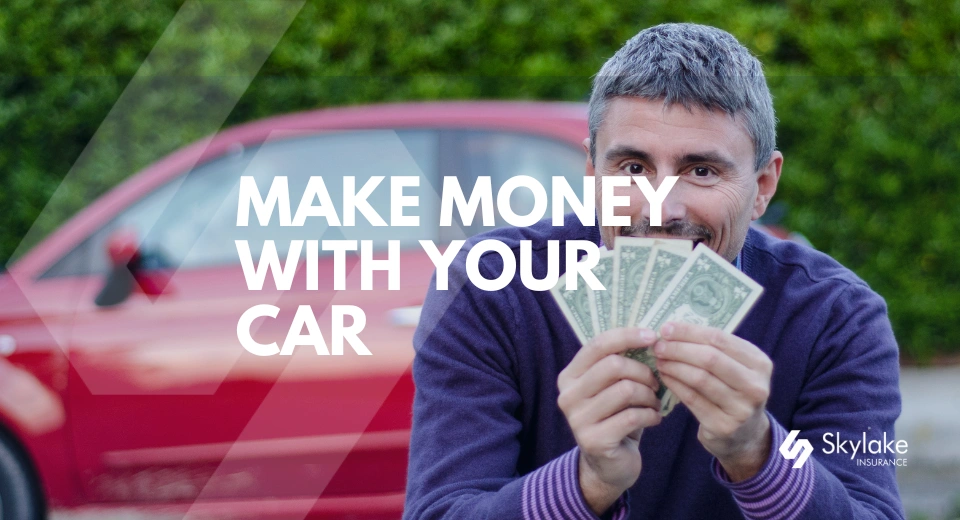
left=779, top=430, right=909, bottom=468
left=779, top=430, right=814, bottom=468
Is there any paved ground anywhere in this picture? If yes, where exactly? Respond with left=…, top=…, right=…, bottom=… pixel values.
left=897, top=366, right=960, bottom=520
left=52, top=366, right=960, bottom=520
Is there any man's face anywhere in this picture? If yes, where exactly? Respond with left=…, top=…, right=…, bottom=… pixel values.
left=587, top=97, right=782, bottom=262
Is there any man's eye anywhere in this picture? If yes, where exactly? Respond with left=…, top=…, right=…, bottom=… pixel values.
left=693, top=166, right=712, bottom=177
left=627, top=164, right=645, bottom=174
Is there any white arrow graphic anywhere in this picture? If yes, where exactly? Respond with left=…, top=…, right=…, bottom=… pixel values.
left=779, top=430, right=814, bottom=469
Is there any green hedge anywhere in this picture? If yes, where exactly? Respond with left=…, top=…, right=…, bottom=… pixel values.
left=1, top=0, right=958, bottom=359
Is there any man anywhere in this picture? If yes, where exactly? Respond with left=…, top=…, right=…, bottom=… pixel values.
left=404, top=23, right=904, bottom=519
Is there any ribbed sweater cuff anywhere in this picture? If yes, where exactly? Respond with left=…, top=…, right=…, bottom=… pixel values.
left=712, top=413, right=816, bottom=520
left=522, top=447, right=629, bottom=520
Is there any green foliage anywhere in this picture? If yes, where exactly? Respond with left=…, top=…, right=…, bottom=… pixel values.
left=1, top=0, right=958, bottom=358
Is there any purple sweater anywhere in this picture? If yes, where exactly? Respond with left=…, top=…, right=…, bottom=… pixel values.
left=404, top=214, right=904, bottom=519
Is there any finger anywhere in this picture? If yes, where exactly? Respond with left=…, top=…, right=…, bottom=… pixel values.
left=561, top=327, right=657, bottom=381
left=568, top=379, right=661, bottom=430
left=660, top=322, right=771, bottom=371
left=559, top=354, right=659, bottom=414
left=657, top=359, right=750, bottom=418
left=557, top=354, right=660, bottom=417
left=653, top=340, right=756, bottom=393
left=582, top=406, right=662, bottom=450
left=660, top=372, right=728, bottom=428
left=579, top=353, right=660, bottom=396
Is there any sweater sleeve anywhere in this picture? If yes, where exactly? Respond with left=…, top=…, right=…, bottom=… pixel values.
left=403, top=258, right=629, bottom=520
left=712, top=412, right=816, bottom=519
left=722, top=282, right=905, bottom=519
left=523, top=447, right=629, bottom=520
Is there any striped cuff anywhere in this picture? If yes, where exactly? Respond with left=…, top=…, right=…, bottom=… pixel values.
left=522, top=447, right=629, bottom=520
left=712, top=414, right=816, bottom=520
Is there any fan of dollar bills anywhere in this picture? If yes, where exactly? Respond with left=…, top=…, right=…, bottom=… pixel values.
left=550, top=237, right=764, bottom=417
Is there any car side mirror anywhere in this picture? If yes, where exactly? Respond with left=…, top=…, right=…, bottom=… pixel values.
left=95, top=230, right=171, bottom=306
left=94, top=229, right=141, bottom=307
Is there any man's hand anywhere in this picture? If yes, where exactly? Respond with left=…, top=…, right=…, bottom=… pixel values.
left=557, top=328, right=663, bottom=515
left=654, top=321, right=773, bottom=482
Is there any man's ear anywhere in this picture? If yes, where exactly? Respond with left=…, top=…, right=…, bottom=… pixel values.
left=583, top=138, right=595, bottom=177
left=752, top=151, right=782, bottom=221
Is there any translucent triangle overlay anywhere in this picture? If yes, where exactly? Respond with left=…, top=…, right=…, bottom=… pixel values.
left=0, top=1, right=476, bottom=515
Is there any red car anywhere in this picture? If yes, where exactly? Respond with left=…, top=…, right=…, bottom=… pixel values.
left=0, top=102, right=594, bottom=519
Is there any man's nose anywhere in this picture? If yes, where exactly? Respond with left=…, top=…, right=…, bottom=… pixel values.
left=640, top=174, right=686, bottom=224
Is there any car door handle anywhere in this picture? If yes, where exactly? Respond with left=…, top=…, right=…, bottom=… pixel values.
left=0, top=335, right=15, bottom=356
left=389, top=306, right=422, bottom=327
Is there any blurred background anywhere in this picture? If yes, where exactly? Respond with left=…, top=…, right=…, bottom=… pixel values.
left=0, top=0, right=958, bottom=519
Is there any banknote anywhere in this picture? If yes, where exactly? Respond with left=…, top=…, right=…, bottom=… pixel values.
left=551, top=238, right=760, bottom=418
left=629, top=245, right=691, bottom=327
left=640, top=243, right=764, bottom=334
left=621, top=346, right=678, bottom=415
left=550, top=266, right=599, bottom=344
left=612, top=237, right=656, bottom=329
left=615, top=238, right=691, bottom=416
left=591, top=250, right=616, bottom=332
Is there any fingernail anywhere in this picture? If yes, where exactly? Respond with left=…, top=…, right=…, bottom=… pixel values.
left=661, top=323, right=674, bottom=337
left=638, top=329, right=655, bottom=343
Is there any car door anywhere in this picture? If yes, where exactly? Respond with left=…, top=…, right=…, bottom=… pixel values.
left=52, top=129, right=440, bottom=503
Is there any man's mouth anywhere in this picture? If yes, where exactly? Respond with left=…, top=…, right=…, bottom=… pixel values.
left=617, top=220, right=713, bottom=250
left=620, top=232, right=707, bottom=249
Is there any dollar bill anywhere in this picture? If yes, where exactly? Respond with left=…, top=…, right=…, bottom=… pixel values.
left=640, top=243, right=764, bottom=334
left=612, top=237, right=656, bottom=329
left=616, top=238, right=691, bottom=416
left=621, top=346, right=678, bottom=415
left=553, top=237, right=759, bottom=418
left=629, top=244, right=691, bottom=327
left=550, top=266, right=599, bottom=344
left=636, top=242, right=761, bottom=417
left=591, top=250, right=615, bottom=332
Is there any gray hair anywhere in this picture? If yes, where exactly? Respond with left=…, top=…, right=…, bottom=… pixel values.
left=588, top=23, right=776, bottom=172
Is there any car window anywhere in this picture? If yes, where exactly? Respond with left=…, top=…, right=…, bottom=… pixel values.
left=441, top=130, right=587, bottom=241
left=41, top=130, right=439, bottom=278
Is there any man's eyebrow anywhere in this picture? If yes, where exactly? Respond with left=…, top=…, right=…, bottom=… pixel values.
left=604, top=146, right=740, bottom=171
left=604, top=145, right=652, bottom=163
left=677, top=151, right=737, bottom=171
